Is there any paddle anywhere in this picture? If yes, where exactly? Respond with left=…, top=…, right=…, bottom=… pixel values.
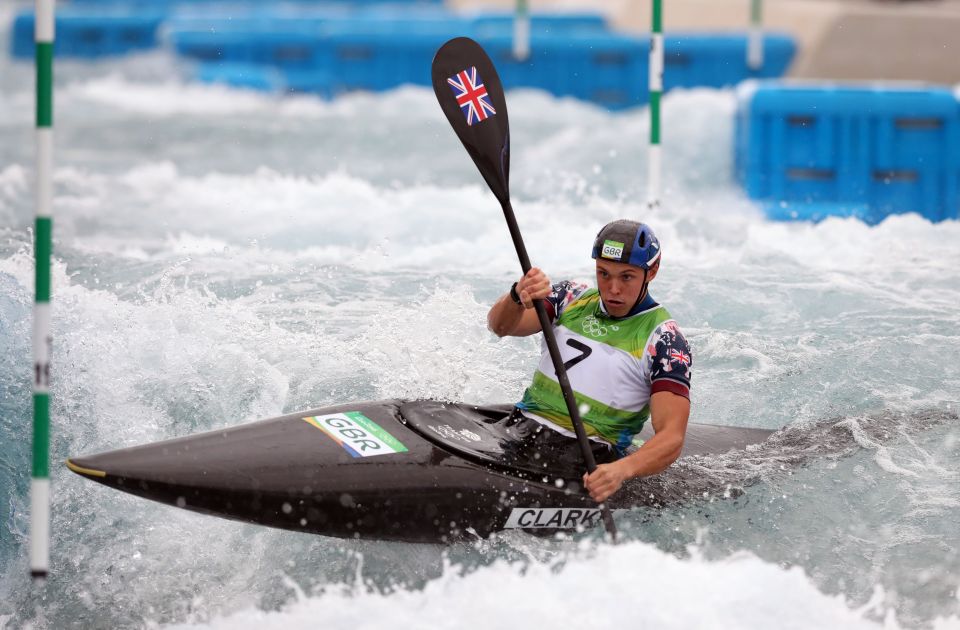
left=431, top=37, right=617, bottom=541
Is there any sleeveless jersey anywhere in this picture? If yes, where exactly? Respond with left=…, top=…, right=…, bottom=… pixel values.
left=516, top=282, right=692, bottom=453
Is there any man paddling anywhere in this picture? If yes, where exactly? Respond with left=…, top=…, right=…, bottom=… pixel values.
left=487, top=220, right=692, bottom=503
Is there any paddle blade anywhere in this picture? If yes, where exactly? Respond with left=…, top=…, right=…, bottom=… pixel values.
left=432, top=37, right=511, bottom=204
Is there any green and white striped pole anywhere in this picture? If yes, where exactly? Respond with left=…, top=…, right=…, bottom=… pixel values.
left=513, top=0, right=530, bottom=61
left=647, top=0, right=663, bottom=210
left=31, top=0, right=54, bottom=580
left=748, top=0, right=763, bottom=71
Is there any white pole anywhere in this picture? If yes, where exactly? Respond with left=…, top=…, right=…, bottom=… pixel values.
left=31, top=0, right=55, bottom=580
left=748, top=0, right=763, bottom=71
left=647, top=0, right=663, bottom=210
left=513, top=0, right=530, bottom=61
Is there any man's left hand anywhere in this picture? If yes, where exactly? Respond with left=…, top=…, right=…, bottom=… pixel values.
left=583, top=460, right=629, bottom=503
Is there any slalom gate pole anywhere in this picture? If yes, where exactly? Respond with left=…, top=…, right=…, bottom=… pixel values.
left=513, top=0, right=530, bottom=60
left=647, top=0, right=663, bottom=210
left=31, top=0, right=55, bottom=580
left=748, top=0, right=763, bottom=71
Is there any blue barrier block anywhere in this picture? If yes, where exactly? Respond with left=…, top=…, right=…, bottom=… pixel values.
left=175, top=30, right=444, bottom=88
left=284, top=68, right=335, bottom=95
left=167, top=16, right=324, bottom=36
left=168, top=9, right=468, bottom=72
left=664, top=33, right=795, bottom=90
left=306, top=31, right=647, bottom=106
left=479, top=34, right=647, bottom=109
left=194, top=61, right=333, bottom=95
left=169, top=13, right=462, bottom=43
left=11, top=13, right=36, bottom=58
left=67, top=0, right=441, bottom=6
left=174, top=30, right=327, bottom=69
left=169, top=24, right=795, bottom=111
left=11, top=10, right=164, bottom=58
left=195, top=61, right=286, bottom=91
left=318, top=15, right=471, bottom=37
left=177, top=29, right=647, bottom=107
left=168, top=7, right=606, bottom=38
left=735, top=82, right=960, bottom=223
left=321, top=31, right=447, bottom=92
left=76, top=0, right=444, bottom=11
left=471, top=12, right=607, bottom=37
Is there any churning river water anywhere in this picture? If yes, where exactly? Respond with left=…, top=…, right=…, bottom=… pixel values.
left=1, top=18, right=959, bottom=630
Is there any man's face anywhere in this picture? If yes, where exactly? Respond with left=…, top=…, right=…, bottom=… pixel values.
left=595, top=259, right=652, bottom=318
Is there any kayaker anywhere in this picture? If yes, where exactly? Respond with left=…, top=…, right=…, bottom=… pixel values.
left=487, top=219, right=692, bottom=503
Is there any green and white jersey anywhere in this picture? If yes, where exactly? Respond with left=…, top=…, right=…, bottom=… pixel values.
left=517, top=281, right=692, bottom=453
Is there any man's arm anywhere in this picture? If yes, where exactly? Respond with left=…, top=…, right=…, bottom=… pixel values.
left=582, top=391, right=690, bottom=503
left=487, top=267, right=552, bottom=337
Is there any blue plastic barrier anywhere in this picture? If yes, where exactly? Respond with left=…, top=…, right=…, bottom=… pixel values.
left=470, top=12, right=608, bottom=37
left=194, top=61, right=334, bottom=95
left=179, top=30, right=795, bottom=109
left=10, top=2, right=795, bottom=107
left=167, top=9, right=607, bottom=40
left=66, top=0, right=442, bottom=7
left=484, top=34, right=647, bottom=108
left=182, top=31, right=648, bottom=108
left=322, top=32, right=442, bottom=92
left=735, top=82, right=960, bottom=223
left=173, top=31, right=327, bottom=68
left=664, top=33, right=795, bottom=89
left=11, top=10, right=163, bottom=58
left=195, top=61, right=287, bottom=91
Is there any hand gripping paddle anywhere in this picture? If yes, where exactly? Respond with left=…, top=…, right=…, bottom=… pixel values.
left=432, top=37, right=617, bottom=542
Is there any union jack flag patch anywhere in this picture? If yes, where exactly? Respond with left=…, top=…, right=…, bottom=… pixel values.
left=448, top=67, right=496, bottom=126
left=668, top=349, right=691, bottom=367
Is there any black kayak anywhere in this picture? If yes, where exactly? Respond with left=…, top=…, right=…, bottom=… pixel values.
left=67, top=400, right=774, bottom=542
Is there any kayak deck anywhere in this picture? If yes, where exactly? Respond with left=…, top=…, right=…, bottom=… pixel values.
left=67, top=399, right=775, bottom=542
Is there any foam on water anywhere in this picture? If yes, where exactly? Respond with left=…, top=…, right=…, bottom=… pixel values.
left=1, top=46, right=959, bottom=629
left=165, top=542, right=919, bottom=630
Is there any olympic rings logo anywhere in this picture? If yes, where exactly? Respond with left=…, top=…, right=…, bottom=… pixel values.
left=581, top=315, right=618, bottom=338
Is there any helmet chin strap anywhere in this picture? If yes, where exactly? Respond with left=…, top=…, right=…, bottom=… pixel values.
left=630, top=268, right=650, bottom=313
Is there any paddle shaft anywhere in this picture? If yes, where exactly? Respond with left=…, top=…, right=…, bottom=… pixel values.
left=501, top=201, right=596, bottom=471
left=501, top=200, right=617, bottom=540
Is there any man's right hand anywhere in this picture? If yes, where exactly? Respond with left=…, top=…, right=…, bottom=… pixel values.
left=487, top=268, right=552, bottom=337
left=515, top=267, right=552, bottom=309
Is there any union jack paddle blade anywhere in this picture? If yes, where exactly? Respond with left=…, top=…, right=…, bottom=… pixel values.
left=432, top=37, right=510, bottom=204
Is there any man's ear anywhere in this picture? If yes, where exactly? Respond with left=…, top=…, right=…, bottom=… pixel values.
left=647, top=259, right=661, bottom=281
